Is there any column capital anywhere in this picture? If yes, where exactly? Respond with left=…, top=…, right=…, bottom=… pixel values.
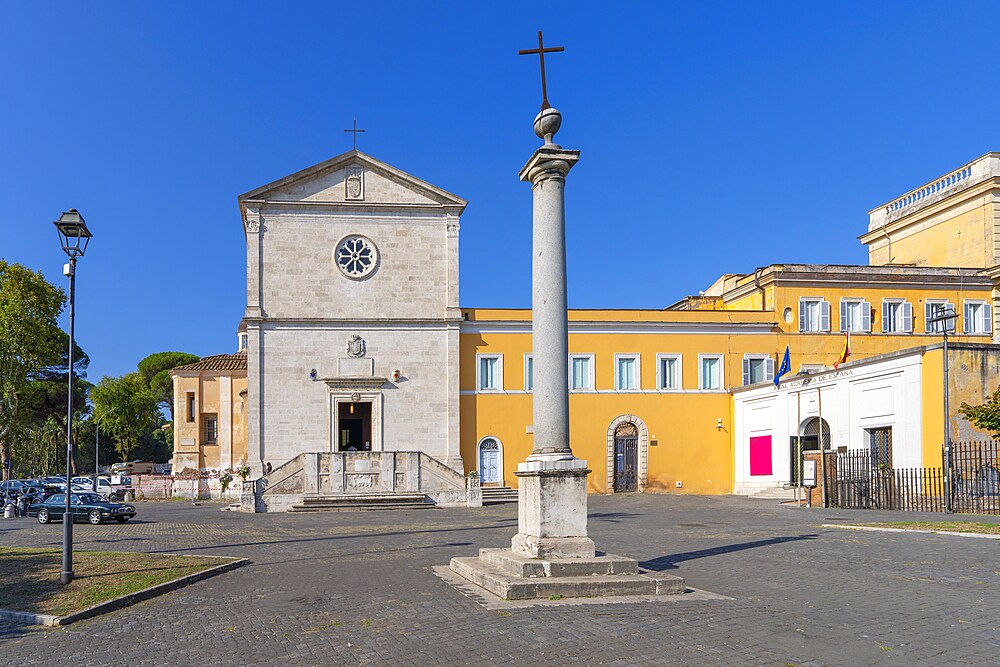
left=519, top=147, right=580, bottom=184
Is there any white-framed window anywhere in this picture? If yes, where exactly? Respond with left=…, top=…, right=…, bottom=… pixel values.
left=524, top=354, right=533, bottom=392
left=569, top=354, right=595, bottom=391
left=925, top=300, right=956, bottom=333
left=799, top=297, right=831, bottom=332
left=699, top=354, right=724, bottom=390
left=203, top=414, right=218, bottom=445
left=656, top=354, right=682, bottom=390
left=840, top=298, right=871, bottom=333
left=615, top=354, right=640, bottom=391
left=477, top=354, right=503, bottom=392
left=238, top=333, right=248, bottom=350
left=881, top=299, right=913, bottom=333
left=963, top=300, right=992, bottom=335
left=742, top=354, right=775, bottom=386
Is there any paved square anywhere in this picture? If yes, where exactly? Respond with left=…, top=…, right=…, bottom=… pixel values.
left=1, top=495, right=998, bottom=666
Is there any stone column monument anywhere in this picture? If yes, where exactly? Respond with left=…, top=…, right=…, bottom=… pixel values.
left=448, top=36, right=685, bottom=599
left=509, top=106, right=594, bottom=560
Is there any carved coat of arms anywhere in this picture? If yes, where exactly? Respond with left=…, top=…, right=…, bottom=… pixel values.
left=346, top=334, right=366, bottom=358
left=345, top=166, right=364, bottom=200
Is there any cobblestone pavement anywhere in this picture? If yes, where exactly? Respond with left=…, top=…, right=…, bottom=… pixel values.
left=1, top=494, right=998, bottom=666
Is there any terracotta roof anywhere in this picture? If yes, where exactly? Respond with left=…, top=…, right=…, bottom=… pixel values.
left=170, top=350, right=247, bottom=373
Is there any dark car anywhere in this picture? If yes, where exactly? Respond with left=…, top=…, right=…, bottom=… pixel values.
left=29, top=493, right=137, bottom=525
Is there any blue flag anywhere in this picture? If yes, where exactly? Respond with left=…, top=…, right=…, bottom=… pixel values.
left=774, top=346, right=791, bottom=387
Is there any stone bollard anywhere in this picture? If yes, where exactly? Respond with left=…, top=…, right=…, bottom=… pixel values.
left=466, top=474, right=482, bottom=508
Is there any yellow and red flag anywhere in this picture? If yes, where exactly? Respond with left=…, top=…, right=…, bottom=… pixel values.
left=834, top=329, right=851, bottom=369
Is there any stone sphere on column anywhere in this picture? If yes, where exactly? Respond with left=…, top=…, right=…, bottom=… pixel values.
left=534, top=107, right=562, bottom=145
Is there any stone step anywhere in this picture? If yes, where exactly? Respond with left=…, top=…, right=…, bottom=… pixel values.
left=748, top=487, right=800, bottom=500
left=481, top=487, right=518, bottom=505
left=289, top=493, right=436, bottom=512
left=300, top=493, right=429, bottom=503
left=288, top=503, right=435, bottom=512
left=478, top=548, right=638, bottom=578
left=449, top=556, right=685, bottom=601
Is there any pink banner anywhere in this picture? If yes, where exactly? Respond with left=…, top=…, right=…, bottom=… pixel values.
left=749, top=436, right=772, bottom=476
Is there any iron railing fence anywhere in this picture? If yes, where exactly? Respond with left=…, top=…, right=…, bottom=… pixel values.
left=831, top=441, right=1000, bottom=514
left=949, top=441, right=1000, bottom=515
left=831, top=450, right=945, bottom=512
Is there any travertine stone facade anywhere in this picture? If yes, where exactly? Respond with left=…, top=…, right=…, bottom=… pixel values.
left=239, top=150, right=467, bottom=474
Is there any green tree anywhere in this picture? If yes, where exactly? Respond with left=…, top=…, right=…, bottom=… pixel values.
left=137, top=351, right=199, bottom=418
left=959, top=386, right=1000, bottom=438
left=18, top=330, right=91, bottom=474
left=0, top=260, right=65, bottom=480
left=89, top=374, right=159, bottom=463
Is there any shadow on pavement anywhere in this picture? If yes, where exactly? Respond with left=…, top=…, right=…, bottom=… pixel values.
left=156, top=518, right=518, bottom=554
left=640, top=534, right=818, bottom=571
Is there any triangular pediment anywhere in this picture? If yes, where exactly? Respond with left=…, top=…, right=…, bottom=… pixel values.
left=238, top=150, right=467, bottom=211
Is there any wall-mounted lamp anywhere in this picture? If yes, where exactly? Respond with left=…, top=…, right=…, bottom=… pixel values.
left=392, top=369, right=401, bottom=382
left=716, top=419, right=724, bottom=430
left=349, top=403, right=355, bottom=414
left=309, top=369, right=317, bottom=381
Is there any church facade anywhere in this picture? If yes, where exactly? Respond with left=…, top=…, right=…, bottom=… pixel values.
left=238, top=151, right=466, bottom=476
left=172, top=149, right=1000, bottom=503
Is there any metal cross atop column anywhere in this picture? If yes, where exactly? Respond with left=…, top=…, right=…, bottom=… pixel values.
left=518, top=31, right=565, bottom=111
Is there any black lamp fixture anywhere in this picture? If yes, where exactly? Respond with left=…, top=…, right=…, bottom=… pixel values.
left=54, top=209, right=92, bottom=259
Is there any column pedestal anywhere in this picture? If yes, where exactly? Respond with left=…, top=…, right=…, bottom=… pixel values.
left=510, top=458, right=595, bottom=559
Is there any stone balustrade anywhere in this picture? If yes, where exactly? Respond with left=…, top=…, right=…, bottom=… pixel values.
left=868, top=152, right=1000, bottom=230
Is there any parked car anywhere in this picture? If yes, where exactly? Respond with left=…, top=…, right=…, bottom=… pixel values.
left=29, top=493, right=137, bottom=525
left=46, top=482, right=91, bottom=494
left=72, top=476, right=115, bottom=494
left=0, top=480, right=35, bottom=494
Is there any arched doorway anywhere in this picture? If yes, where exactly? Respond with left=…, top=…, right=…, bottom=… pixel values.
left=606, top=415, right=649, bottom=493
left=613, top=422, right=639, bottom=492
left=477, top=437, right=503, bottom=485
left=790, top=417, right=830, bottom=483
left=800, top=417, right=831, bottom=449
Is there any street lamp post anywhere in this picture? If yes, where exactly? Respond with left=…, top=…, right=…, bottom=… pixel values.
left=928, top=307, right=958, bottom=513
left=54, top=209, right=92, bottom=585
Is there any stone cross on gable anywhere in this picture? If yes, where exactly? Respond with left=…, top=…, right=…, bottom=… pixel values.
left=518, top=31, right=565, bottom=111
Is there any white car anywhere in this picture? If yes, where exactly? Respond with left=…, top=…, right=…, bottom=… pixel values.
left=71, top=477, right=115, bottom=495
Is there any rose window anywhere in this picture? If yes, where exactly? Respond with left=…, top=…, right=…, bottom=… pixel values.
left=334, top=235, right=378, bottom=279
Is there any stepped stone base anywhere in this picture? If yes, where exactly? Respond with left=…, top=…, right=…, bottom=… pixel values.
left=449, top=548, right=685, bottom=601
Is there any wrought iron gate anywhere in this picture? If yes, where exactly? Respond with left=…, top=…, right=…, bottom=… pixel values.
left=614, top=422, right=638, bottom=493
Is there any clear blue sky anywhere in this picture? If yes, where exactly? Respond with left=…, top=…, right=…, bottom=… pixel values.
left=3, top=1, right=998, bottom=382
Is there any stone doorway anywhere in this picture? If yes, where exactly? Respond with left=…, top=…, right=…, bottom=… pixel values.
left=338, top=401, right=372, bottom=452
left=613, top=422, right=639, bottom=493
left=477, top=437, right=503, bottom=486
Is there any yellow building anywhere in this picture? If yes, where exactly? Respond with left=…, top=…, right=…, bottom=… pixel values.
left=170, top=351, right=249, bottom=473
left=459, top=153, right=1000, bottom=496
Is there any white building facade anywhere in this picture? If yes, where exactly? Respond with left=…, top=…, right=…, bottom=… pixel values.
left=733, top=350, right=926, bottom=496
left=239, top=150, right=467, bottom=475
